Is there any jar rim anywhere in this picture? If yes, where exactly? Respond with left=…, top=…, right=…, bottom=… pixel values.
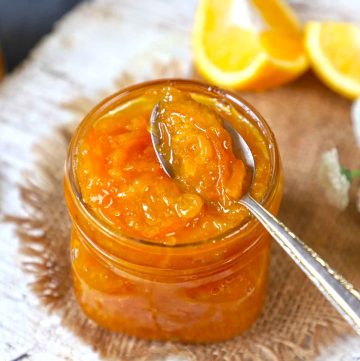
left=65, top=78, right=281, bottom=249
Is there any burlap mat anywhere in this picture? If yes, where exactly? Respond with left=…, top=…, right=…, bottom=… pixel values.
left=9, top=72, right=360, bottom=360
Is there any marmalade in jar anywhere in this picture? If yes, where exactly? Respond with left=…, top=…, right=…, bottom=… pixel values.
left=64, top=79, right=283, bottom=343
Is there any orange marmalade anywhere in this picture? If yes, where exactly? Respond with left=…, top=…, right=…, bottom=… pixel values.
left=64, top=79, right=283, bottom=343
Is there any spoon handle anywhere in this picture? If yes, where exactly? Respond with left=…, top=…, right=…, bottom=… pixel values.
left=240, top=194, right=360, bottom=335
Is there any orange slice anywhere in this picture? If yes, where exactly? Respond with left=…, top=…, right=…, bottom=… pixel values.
left=192, top=0, right=308, bottom=90
left=304, top=21, right=360, bottom=99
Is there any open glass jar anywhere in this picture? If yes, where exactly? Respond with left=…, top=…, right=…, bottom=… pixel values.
left=64, top=79, right=283, bottom=343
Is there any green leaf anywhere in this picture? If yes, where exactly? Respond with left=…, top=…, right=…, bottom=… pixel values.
left=341, top=166, right=353, bottom=183
left=341, top=166, right=360, bottom=183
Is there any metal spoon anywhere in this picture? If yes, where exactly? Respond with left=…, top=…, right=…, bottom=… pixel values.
left=150, top=103, right=360, bottom=335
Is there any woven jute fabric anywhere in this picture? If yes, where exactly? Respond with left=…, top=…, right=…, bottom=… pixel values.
left=10, top=73, right=360, bottom=360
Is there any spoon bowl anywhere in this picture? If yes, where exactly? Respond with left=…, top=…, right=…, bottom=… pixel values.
left=150, top=103, right=175, bottom=179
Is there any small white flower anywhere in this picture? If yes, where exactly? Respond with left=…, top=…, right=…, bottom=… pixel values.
left=318, top=148, right=351, bottom=210
left=351, top=98, right=360, bottom=148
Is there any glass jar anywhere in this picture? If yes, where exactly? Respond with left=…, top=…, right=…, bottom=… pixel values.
left=64, top=79, right=283, bottom=343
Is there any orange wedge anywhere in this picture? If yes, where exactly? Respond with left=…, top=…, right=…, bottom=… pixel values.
left=193, top=0, right=309, bottom=90
left=305, top=21, right=360, bottom=99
